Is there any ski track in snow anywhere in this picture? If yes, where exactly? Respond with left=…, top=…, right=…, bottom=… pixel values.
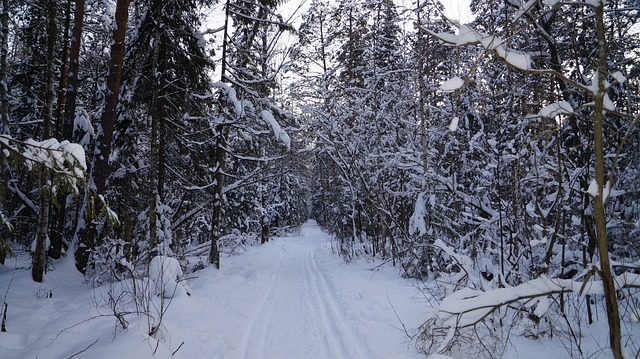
left=233, top=226, right=373, bottom=359
left=236, top=242, right=287, bottom=358
left=304, top=244, right=372, bottom=359
left=0, top=221, right=427, bottom=359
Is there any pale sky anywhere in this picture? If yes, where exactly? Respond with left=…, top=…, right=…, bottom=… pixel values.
left=442, top=0, right=474, bottom=24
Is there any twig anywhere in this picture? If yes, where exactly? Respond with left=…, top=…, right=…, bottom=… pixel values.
left=67, top=338, right=99, bottom=359
left=1, top=302, right=7, bottom=332
left=47, top=315, right=115, bottom=347
left=387, top=292, right=412, bottom=339
left=367, top=258, right=394, bottom=271
left=172, top=341, right=185, bottom=356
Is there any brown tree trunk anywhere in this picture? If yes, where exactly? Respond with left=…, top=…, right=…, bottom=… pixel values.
left=63, top=0, right=85, bottom=142
left=49, top=0, right=73, bottom=260
left=75, top=0, right=130, bottom=273
left=593, top=4, right=623, bottom=359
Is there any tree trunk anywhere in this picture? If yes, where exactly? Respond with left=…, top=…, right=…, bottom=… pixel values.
left=76, top=0, right=130, bottom=273
left=49, top=0, right=73, bottom=260
left=209, top=124, right=226, bottom=269
left=592, top=4, right=623, bottom=359
left=148, top=26, right=161, bottom=256
left=32, top=179, right=51, bottom=283
left=0, top=0, right=9, bottom=135
left=33, top=0, right=57, bottom=282
left=63, top=0, right=85, bottom=142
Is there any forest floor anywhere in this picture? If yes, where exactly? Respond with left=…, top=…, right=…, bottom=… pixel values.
left=0, top=221, right=627, bottom=358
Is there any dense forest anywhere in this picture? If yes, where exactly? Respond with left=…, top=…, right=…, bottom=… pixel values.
left=0, top=0, right=638, bottom=358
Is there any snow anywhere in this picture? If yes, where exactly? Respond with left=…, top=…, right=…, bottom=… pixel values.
left=542, top=0, right=560, bottom=7
left=214, top=82, right=244, bottom=118
left=538, top=101, right=574, bottom=117
left=409, top=192, right=428, bottom=236
left=604, top=94, right=616, bottom=111
left=587, top=178, right=599, bottom=197
left=612, top=71, right=627, bottom=84
left=149, top=256, right=192, bottom=299
left=495, top=45, right=531, bottom=70
left=261, top=110, right=291, bottom=150
left=456, top=25, right=480, bottom=45
left=0, top=221, right=426, bottom=359
left=449, top=116, right=460, bottom=132
left=439, top=76, right=465, bottom=92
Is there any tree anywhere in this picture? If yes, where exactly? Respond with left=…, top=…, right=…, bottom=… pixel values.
left=75, top=0, right=131, bottom=273
left=418, top=1, right=639, bottom=357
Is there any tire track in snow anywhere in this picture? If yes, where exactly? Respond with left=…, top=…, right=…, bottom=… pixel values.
left=304, top=244, right=372, bottom=359
left=236, top=244, right=288, bottom=358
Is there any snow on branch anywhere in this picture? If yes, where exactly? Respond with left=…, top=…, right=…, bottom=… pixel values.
left=261, top=110, right=291, bottom=150
left=436, top=271, right=640, bottom=329
left=439, top=77, right=465, bottom=92
left=422, top=25, right=532, bottom=71
left=417, top=24, right=591, bottom=93
left=0, top=135, right=86, bottom=183
left=536, top=101, right=574, bottom=118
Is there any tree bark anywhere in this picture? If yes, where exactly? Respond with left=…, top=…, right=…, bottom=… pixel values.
left=75, top=0, right=130, bottom=273
left=49, top=0, right=73, bottom=260
left=0, top=0, right=9, bottom=135
left=33, top=0, right=57, bottom=282
left=63, top=0, right=85, bottom=142
left=209, top=124, right=226, bottom=269
left=592, top=4, right=623, bottom=359
left=148, top=26, right=161, bottom=256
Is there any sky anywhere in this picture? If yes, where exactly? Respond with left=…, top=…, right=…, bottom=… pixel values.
left=442, top=0, right=474, bottom=23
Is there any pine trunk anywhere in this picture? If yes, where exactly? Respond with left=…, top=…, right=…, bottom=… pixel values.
left=49, top=0, right=73, bottom=260
left=76, top=0, right=130, bottom=273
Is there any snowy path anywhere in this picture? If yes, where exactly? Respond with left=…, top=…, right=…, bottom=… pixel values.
left=166, top=221, right=425, bottom=359
left=0, top=221, right=426, bottom=359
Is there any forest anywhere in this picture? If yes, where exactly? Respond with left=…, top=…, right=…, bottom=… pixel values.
left=0, top=0, right=639, bottom=358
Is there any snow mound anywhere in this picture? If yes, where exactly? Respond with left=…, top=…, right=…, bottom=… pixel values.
left=149, top=256, right=192, bottom=299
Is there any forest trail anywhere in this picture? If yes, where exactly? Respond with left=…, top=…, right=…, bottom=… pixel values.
left=166, top=220, right=425, bottom=359
left=233, top=222, right=372, bottom=359
left=0, top=221, right=424, bottom=359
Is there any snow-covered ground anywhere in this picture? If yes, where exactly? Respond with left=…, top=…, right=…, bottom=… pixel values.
left=0, top=221, right=425, bottom=359
left=0, top=221, right=632, bottom=358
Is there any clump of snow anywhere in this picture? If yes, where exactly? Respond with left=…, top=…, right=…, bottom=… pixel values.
left=456, top=25, right=480, bottom=45
left=611, top=71, right=627, bottom=84
left=74, top=108, right=95, bottom=146
left=603, top=94, right=616, bottom=111
left=587, top=71, right=600, bottom=95
left=261, top=110, right=291, bottom=150
left=214, top=82, right=244, bottom=118
left=149, top=256, right=192, bottom=299
left=543, top=0, right=561, bottom=7
left=449, top=117, right=460, bottom=132
left=409, top=192, right=428, bottom=236
left=439, top=76, right=465, bottom=92
left=587, top=179, right=599, bottom=198
left=538, top=101, right=574, bottom=117
left=495, top=46, right=531, bottom=71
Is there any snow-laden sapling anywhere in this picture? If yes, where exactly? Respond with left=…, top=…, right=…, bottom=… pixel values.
left=149, top=256, right=192, bottom=299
